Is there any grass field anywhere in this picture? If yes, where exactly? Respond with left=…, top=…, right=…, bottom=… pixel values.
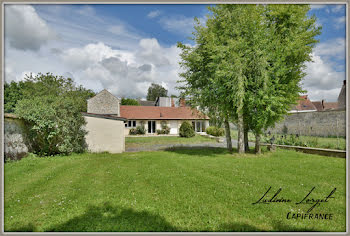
left=126, top=135, right=216, bottom=149
left=4, top=148, right=346, bottom=232
left=230, top=130, right=346, bottom=150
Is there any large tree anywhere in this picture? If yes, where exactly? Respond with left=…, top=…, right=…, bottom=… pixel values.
left=146, top=83, right=168, bottom=101
left=14, top=73, right=95, bottom=156
left=178, top=4, right=320, bottom=154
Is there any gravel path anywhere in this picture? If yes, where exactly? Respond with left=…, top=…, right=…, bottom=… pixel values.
left=125, top=139, right=255, bottom=152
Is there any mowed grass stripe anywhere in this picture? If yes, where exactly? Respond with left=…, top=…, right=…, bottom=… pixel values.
left=4, top=148, right=346, bottom=232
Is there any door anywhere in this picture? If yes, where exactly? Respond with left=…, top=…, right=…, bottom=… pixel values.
left=148, top=121, right=156, bottom=133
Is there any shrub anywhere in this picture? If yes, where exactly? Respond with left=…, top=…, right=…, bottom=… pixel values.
left=156, top=126, right=170, bottom=135
left=179, top=121, right=195, bottom=138
left=136, top=125, right=146, bottom=135
left=206, top=126, right=225, bottom=137
left=15, top=96, right=87, bottom=156
left=129, top=126, right=146, bottom=135
left=129, top=128, right=137, bottom=135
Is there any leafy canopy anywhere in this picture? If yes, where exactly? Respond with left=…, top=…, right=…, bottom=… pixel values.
left=147, top=83, right=168, bottom=101
left=14, top=73, right=95, bottom=156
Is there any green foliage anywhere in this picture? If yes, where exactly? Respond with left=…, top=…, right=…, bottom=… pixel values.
left=147, top=83, right=168, bottom=101
left=178, top=5, right=321, bottom=152
left=121, top=98, right=140, bottom=106
left=5, top=73, right=95, bottom=113
left=129, top=128, right=137, bottom=135
left=15, top=96, right=87, bottom=156
left=156, top=125, right=170, bottom=135
left=136, top=126, right=146, bottom=135
left=4, top=81, right=25, bottom=113
left=129, top=126, right=146, bottom=135
left=206, top=126, right=225, bottom=137
left=13, top=73, right=94, bottom=156
left=179, top=121, right=195, bottom=138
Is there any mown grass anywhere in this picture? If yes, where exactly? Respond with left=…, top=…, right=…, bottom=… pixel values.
left=4, top=148, right=346, bottom=232
left=126, top=135, right=216, bottom=149
left=230, top=129, right=346, bottom=150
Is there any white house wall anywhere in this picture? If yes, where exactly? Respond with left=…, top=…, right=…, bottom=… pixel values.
left=84, top=116, right=125, bottom=153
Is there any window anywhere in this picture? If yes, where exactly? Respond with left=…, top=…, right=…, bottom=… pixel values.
left=126, top=120, right=137, bottom=128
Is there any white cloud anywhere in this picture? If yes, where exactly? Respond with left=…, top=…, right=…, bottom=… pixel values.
left=331, top=5, right=344, bottom=13
left=147, top=10, right=161, bottom=19
left=303, top=53, right=345, bottom=101
left=314, top=38, right=345, bottom=60
left=57, top=39, right=182, bottom=98
left=159, top=15, right=205, bottom=36
left=5, top=5, right=56, bottom=51
left=333, top=16, right=346, bottom=29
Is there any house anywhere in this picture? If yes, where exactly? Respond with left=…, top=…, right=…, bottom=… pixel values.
left=289, top=95, right=317, bottom=113
left=86, top=90, right=209, bottom=136
left=120, top=105, right=209, bottom=135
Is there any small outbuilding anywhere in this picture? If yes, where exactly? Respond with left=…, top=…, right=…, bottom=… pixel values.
left=83, top=113, right=126, bottom=153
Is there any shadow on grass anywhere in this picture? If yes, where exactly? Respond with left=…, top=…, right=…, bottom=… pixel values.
left=164, top=146, right=231, bottom=156
left=164, top=146, right=261, bottom=156
left=7, top=223, right=37, bottom=232
left=47, top=202, right=179, bottom=232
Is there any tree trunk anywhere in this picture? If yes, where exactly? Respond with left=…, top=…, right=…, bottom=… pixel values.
left=244, top=123, right=249, bottom=152
left=237, top=113, right=245, bottom=153
left=255, top=133, right=261, bottom=154
left=224, top=119, right=233, bottom=153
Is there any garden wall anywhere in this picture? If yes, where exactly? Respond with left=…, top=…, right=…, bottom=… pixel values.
left=4, top=115, right=30, bottom=161
left=267, top=110, right=346, bottom=137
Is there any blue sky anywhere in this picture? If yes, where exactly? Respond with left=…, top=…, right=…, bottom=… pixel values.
left=4, top=4, right=346, bottom=101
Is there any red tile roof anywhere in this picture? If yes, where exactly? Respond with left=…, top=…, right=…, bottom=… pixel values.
left=120, top=106, right=209, bottom=120
left=311, top=101, right=323, bottom=111
left=291, top=95, right=317, bottom=111
left=323, top=102, right=339, bottom=110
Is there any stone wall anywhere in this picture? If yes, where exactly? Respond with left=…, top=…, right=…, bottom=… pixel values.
left=87, top=89, right=120, bottom=115
left=267, top=110, right=346, bottom=137
left=4, top=117, right=30, bottom=161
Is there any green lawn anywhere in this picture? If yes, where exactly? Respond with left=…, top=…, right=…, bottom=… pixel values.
left=230, top=129, right=346, bottom=150
left=4, top=148, right=346, bottom=232
left=126, top=135, right=216, bottom=149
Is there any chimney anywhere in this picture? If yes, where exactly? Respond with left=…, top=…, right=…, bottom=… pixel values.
left=180, top=98, right=186, bottom=107
left=321, top=99, right=324, bottom=109
left=171, top=98, right=175, bottom=107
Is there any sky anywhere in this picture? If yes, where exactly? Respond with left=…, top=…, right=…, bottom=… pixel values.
left=4, top=4, right=346, bottom=101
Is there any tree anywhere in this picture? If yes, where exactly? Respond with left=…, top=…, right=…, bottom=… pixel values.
left=146, top=83, right=168, bottom=101
left=178, top=4, right=320, bottom=154
left=121, top=98, right=140, bottom=106
left=14, top=73, right=95, bottom=156
left=5, top=73, right=95, bottom=113
left=243, top=5, right=320, bottom=153
left=4, top=81, right=24, bottom=113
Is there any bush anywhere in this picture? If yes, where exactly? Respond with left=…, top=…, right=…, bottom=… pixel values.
left=206, top=126, right=225, bottom=137
left=179, top=121, right=195, bottom=138
left=129, top=126, right=146, bottom=135
left=136, top=125, right=146, bottom=135
left=129, top=128, right=137, bottom=135
left=15, top=96, right=87, bottom=156
left=156, top=126, right=170, bottom=135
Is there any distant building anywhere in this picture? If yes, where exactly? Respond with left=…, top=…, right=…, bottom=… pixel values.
left=289, top=95, right=317, bottom=113
left=337, top=80, right=346, bottom=109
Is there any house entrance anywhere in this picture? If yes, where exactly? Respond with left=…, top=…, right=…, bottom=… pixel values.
left=148, top=121, right=156, bottom=133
